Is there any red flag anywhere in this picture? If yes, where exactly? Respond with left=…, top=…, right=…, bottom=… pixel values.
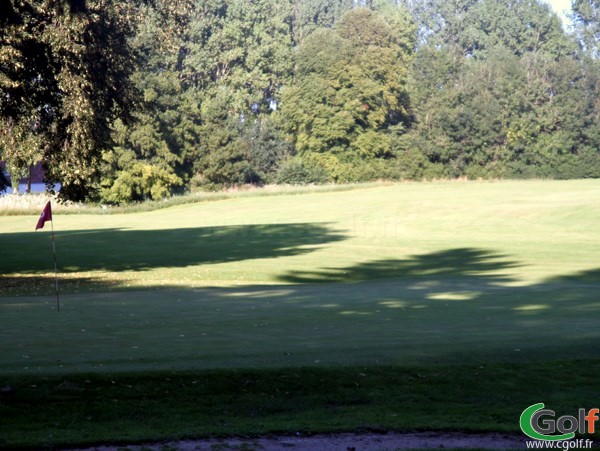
left=35, top=201, right=52, bottom=230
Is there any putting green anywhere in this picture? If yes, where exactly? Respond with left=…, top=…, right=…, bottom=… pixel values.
left=1, top=180, right=599, bottom=373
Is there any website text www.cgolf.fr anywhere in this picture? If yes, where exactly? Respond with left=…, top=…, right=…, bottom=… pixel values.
left=525, top=438, right=594, bottom=449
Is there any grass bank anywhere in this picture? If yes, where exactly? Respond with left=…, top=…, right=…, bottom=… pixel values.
left=1, top=361, right=598, bottom=449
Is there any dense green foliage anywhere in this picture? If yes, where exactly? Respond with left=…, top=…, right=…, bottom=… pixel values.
left=100, top=1, right=198, bottom=203
left=1, top=0, right=598, bottom=201
left=282, top=7, right=415, bottom=182
left=0, top=0, right=135, bottom=201
left=406, top=0, right=600, bottom=179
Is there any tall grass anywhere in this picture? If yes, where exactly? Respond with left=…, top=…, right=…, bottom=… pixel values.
left=0, top=182, right=384, bottom=216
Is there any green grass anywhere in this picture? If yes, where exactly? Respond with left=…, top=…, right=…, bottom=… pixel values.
left=1, top=180, right=599, bottom=447
left=1, top=361, right=598, bottom=449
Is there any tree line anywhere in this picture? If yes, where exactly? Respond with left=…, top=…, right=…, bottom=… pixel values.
left=1, top=0, right=598, bottom=202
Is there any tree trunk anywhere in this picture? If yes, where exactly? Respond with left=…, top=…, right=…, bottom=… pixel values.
left=26, top=165, right=32, bottom=193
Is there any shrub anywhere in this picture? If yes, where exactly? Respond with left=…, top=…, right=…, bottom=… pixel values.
left=275, top=157, right=329, bottom=185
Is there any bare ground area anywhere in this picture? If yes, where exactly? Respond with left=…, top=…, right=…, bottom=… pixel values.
left=70, top=431, right=531, bottom=450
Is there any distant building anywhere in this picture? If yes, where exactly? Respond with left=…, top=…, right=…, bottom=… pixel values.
left=0, top=161, right=47, bottom=194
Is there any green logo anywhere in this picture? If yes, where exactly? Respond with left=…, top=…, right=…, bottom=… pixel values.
left=520, top=403, right=594, bottom=441
left=519, top=402, right=578, bottom=441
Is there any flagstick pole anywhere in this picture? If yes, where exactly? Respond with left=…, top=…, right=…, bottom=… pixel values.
left=50, top=218, right=60, bottom=312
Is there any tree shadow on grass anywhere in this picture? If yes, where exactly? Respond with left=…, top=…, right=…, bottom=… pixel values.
left=277, top=247, right=521, bottom=285
left=221, top=250, right=599, bottom=365
left=548, top=268, right=600, bottom=284
left=268, top=248, right=599, bottom=362
left=0, top=223, right=346, bottom=275
left=1, top=246, right=599, bottom=369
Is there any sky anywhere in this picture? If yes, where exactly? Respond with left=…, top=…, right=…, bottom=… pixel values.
left=545, top=0, right=573, bottom=27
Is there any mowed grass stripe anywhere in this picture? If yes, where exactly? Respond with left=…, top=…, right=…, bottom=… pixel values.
left=0, top=278, right=598, bottom=373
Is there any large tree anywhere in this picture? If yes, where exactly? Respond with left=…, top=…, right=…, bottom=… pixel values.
left=186, top=0, right=295, bottom=188
left=0, top=0, right=136, bottom=201
left=281, top=7, right=415, bottom=180
left=100, top=0, right=200, bottom=203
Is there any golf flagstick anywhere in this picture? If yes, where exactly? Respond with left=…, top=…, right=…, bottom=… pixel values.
left=50, top=217, right=60, bottom=312
left=35, top=201, right=60, bottom=312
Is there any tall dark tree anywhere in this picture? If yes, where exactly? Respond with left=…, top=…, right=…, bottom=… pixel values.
left=186, top=0, right=295, bottom=188
left=100, top=0, right=200, bottom=203
left=0, top=0, right=136, bottom=201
